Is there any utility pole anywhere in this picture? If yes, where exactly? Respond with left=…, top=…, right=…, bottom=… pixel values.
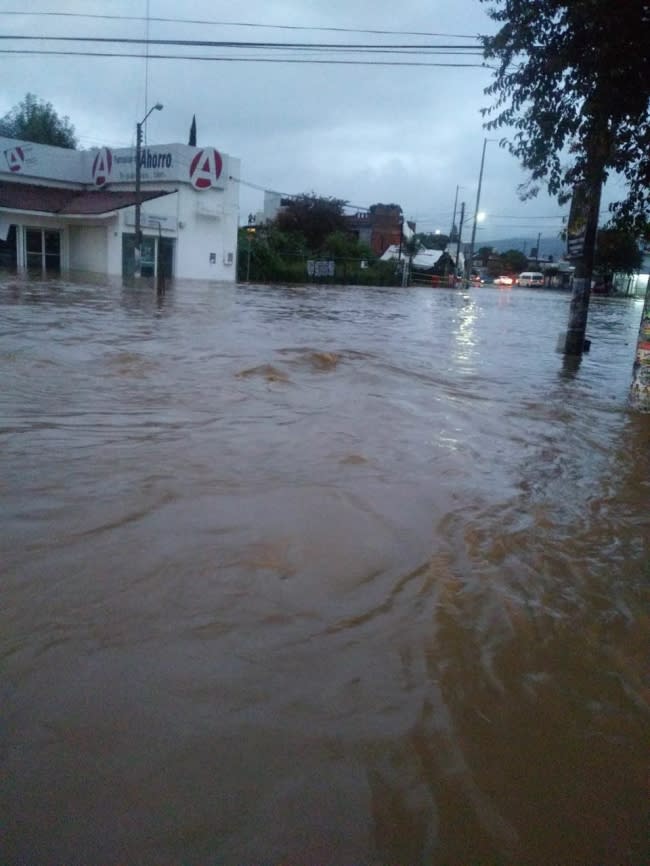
left=562, top=175, right=602, bottom=354
left=246, top=214, right=256, bottom=281
left=467, top=138, right=491, bottom=285
left=134, top=102, right=163, bottom=280
left=455, top=201, right=465, bottom=285
left=536, top=231, right=542, bottom=262
left=134, top=120, right=143, bottom=278
left=561, top=112, right=608, bottom=356
left=630, top=280, right=650, bottom=410
left=450, top=185, right=460, bottom=240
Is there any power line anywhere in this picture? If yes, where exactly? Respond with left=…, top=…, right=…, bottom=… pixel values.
left=0, top=10, right=481, bottom=40
left=0, top=35, right=482, bottom=52
left=0, top=49, right=488, bottom=67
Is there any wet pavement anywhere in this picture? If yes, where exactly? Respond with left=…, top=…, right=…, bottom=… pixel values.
left=1, top=278, right=649, bottom=864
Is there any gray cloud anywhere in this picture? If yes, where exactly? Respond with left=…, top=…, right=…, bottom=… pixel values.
left=0, top=0, right=599, bottom=245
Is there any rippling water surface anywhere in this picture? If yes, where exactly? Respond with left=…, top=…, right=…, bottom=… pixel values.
left=1, top=278, right=648, bottom=865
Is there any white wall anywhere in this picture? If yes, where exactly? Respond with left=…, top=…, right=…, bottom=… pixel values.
left=68, top=224, right=108, bottom=275
left=2, top=140, right=240, bottom=283
left=110, top=159, right=240, bottom=282
left=173, top=180, right=239, bottom=282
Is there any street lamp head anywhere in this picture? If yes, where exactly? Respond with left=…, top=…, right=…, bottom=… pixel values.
left=154, top=103, right=163, bottom=111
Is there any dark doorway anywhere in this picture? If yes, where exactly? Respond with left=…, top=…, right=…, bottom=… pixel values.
left=0, top=224, right=17, bottom=270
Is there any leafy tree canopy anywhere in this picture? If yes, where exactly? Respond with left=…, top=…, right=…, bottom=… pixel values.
left=0, top=93, right=78, bottom=149
left=594, top=229, right=642, bottom=278
left=477, top=246, right=495, bottom=266
left=500, top=249, right=529, bottom=274
left=275, top=193, right=348, bottom=252
left=480, top=0, right=650, bottom=234
left=320, top=230, right=372, bottom=260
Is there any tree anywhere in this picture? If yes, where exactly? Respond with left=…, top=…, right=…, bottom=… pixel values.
left=477, top=246, right=494, bottom=267
left=500, top=249, right=528, bottom=274
left=480, top=1, right=649, bottom=234
left=320, top=230, right=371, bottom=260
left=275, top=193, right=348, bottom=252
left=0, top=93, right=77, bottom=149
left=480, top=1, right=650, bottom=354
left=594, top=229, right=642, bottom=287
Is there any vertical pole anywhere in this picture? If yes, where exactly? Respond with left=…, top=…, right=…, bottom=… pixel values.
left=467, top=137, right=488, bottom=285
left=246, top=214, right=255, bottom=282
left=450, top=184, right=459, bottom=240
left=134, top=121, right=142, bottom=279
left=563, top=177, right=602, bottom=355
left=455, top=201, right=465, bottom=285
left=536, top=231, right=541, bottom=262
left=630, top=279, right=650, bottom=411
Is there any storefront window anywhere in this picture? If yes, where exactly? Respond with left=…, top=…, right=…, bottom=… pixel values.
left=122, top=233, right=174, bottom=282
left=25, top=228, right=61, bottom=275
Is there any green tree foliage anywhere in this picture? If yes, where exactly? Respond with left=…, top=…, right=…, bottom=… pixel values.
left=480, top=1, right=650, bottom=234
left=594, top=229, right=642, bottom=285
left=237, top=223, right=392, bottom=285
left=275, top=193, right=348, bottom=251
left=477, top=246, right=494, bottom=267
left=321, top=230, right=371, bottom=260
left=0, top=93, right=78, bottom=149
left=500, top=249, right=529, bottom=274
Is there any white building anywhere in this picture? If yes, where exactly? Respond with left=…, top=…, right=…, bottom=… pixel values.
left=0, top=136, right=240, bottom=284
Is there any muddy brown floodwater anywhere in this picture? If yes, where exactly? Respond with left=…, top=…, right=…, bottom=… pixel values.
left=1, top=278, right=649, bottom=865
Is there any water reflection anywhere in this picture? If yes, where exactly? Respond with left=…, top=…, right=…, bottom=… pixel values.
left=0, top=277, right=648, bottom=865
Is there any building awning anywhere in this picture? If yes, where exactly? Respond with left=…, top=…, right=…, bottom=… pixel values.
left=0, top=181, right=175, bottom=216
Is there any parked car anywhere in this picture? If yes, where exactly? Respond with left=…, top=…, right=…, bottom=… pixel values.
left=494, top=275, right=514, bottom=286
left=517, top=271, right=544, bottom=287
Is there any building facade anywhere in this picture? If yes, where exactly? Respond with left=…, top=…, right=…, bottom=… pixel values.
left=0, top=136, right=240, bottom=284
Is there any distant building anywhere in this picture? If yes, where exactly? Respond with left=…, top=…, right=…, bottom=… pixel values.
left=261, top=192, right=415, bottom=258
left=0, top=135, right=240, bottom=283
left=347, top=204, right=415, bottom=257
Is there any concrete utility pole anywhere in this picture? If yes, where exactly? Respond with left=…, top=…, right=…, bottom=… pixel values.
left=246, top=214, right=256, bottom=281
left=467, top=138, right=493, bottom=284
left=630, top=282, right=650, bottom=411
left=134, top=102, right=163, bottom=279
left=450, top=185, right=460, bottom=240
left=455, top=201, right=465, bottom=282
left=562, top=175, right=602, bottom=354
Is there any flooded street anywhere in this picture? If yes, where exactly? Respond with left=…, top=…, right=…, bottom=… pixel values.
left=1, top=278, right=648, bottom=865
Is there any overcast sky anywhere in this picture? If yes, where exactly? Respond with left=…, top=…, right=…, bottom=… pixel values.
left=0, top=0, right=624, bottom=244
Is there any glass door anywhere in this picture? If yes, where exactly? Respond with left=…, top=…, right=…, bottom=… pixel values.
left=25, top=229, right=61, bottom=275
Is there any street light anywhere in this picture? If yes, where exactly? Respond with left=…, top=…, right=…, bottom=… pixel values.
left=466, top=138, right=496, bottom=285
left=134, top=102, right=163, bottom=279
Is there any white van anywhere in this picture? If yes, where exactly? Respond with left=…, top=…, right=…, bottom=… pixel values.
left=517, top=271, right=544, bottom=287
